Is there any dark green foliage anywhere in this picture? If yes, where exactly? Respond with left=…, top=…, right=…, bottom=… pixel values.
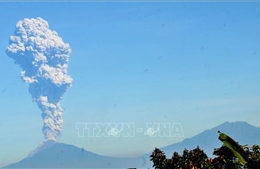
left=150, top=135, right=260, bottom=169
left=150, top=146, right=210, bottom=169
left=212, top=145, right=244, bottom=169
left=246, top=145, right=260, bottom=168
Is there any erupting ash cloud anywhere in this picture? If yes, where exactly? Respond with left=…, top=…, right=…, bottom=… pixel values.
left=6, top=17, right=72, bottom=140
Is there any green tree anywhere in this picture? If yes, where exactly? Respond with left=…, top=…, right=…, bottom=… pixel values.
left=150, top=132, right=260, bottom=169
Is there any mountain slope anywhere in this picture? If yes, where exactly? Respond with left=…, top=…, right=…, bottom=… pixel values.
left=5, top=140, right=148, bottom=168
left=159, top=121, right=260, bottom=157
left=26, top=139, right=57, bottom=158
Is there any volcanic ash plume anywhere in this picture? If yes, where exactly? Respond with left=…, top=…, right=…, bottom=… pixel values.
left=6, top=17, right=72, bottom=140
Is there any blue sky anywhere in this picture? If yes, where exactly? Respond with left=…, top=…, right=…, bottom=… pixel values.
left=0, top=2, right=260, bottom=167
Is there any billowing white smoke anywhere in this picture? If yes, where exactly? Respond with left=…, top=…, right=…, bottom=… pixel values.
left=6, top=17, right=72, bottom=140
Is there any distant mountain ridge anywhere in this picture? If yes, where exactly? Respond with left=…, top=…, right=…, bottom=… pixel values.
left=4, top=140, right=147, bottom=168
left=3, top=121, right=260, bottom=168
left=160, top=121, right=260, bottom=157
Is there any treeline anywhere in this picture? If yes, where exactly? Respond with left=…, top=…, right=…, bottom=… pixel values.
left=150, top=132, right=260, bottom=169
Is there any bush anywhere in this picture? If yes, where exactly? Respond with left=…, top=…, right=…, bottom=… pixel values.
left=150, top=132, right=260, bottom=169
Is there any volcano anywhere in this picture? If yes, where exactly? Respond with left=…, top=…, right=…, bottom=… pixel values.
left=4, top=140, right=149, bottom=168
